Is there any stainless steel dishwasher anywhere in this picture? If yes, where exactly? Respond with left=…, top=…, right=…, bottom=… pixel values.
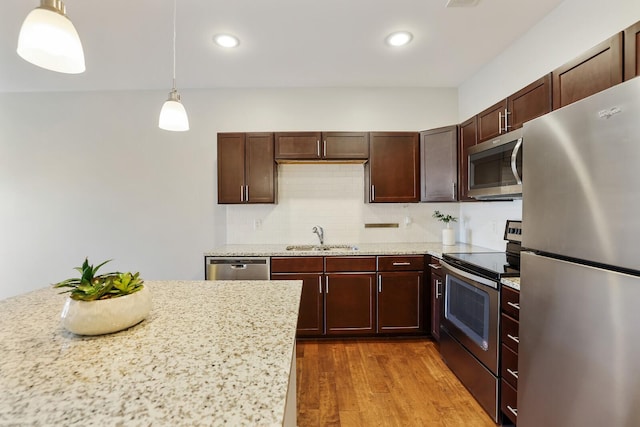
left=205, top=257, right=270, bottom=280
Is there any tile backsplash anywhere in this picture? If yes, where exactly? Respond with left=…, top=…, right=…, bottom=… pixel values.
left=225, top=163, right=521, bottom=250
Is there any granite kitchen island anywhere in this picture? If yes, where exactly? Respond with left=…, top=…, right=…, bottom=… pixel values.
left=0, top=280, right=302, bottom=426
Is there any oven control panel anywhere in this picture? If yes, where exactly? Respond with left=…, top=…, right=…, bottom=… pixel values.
left=504, top=220, right=522, bottom=243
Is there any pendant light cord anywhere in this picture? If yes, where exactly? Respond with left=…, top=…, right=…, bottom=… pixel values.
left=172, top=0, right=177, bottom=90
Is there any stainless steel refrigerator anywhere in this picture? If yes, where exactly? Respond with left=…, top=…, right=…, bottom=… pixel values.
left=519, top=77, right=640, bottom=427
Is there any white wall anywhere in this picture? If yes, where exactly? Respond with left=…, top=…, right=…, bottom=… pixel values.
left=0, top=87, right=457, bottom=300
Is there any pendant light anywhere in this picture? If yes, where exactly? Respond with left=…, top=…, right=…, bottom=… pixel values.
left=17, top=0, right=85, bottom=74
left=159, top=0, right=189, bottom=132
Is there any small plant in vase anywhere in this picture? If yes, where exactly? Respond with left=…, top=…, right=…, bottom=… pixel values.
left=433, top=210, right=457, bottom=245
left=53, top=258, right=151, bottom=336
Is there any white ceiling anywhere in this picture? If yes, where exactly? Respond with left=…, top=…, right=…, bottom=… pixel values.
left=1, top=0, right=565, bottom=93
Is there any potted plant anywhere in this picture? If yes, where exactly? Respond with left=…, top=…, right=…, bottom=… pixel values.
left=432, top=210, right=457, bottom=245
left=53, top=258, right=151, bottom=335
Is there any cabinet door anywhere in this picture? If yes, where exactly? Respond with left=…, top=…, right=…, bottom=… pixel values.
left=274, top=132, right=322, bottom=160
left=508, top=74, right=552, bottom=130
left=477, top=99, right=508, bottom=143
left=624, top=21, right=640, bottom=81
left=420, top=126, right=458, bottom=202
left=322, top=132, right=369, bottom=160
left=272, top=273, right=323, bottom=337
left=377, top=271, right=423, bottom=333
left=367, top=132, right=419, bottom=203
left=245, top=133, right=276, bottom=203
left=458, top=116, right=477, bottom=201
left=325, top=273, right=376, bottom=335
left=429, top=259, right=443, bottom=341
left=552, top=32, right=623, bottom=109
left=217, top=133, right=246, bottom=204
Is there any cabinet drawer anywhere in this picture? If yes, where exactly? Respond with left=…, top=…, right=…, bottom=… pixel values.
left=502, top=286, right=520, bottom=320
left=501, top=379, right=518, bottom=425
left=271, top=257, right=323, bottom=273
left=377, top=255, right=425, bottom=271
left=501, top=313, right=520, bottom=353
left=501, top=344, right=519, bottom=389
left=325, top=256, right=376, bottom=272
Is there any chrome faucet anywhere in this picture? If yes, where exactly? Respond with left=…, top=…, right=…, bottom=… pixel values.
left=312, top=226, right=324, bottom=246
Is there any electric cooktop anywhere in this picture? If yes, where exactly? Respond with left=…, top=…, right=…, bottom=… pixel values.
left=442, top=252, right=520, bottom=281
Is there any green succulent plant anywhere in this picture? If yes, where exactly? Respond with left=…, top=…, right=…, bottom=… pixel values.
left=53, top=258, right=144, bottom=301
left=432, top=210, right=458, bottom=224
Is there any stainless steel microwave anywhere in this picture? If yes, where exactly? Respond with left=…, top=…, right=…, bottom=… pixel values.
left=468, top=128, right=523, bottom=200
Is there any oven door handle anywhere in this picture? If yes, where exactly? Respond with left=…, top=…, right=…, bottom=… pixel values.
left=440, top=260, right=498, bottom=289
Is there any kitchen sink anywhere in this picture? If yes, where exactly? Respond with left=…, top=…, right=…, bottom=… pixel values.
left=285, top=244, right=359, bottom=252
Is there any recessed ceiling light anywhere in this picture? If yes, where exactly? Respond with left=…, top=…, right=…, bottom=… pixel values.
left=385, top=31, right=413, bottom=47
left=213, top=34, right=240, bottom=48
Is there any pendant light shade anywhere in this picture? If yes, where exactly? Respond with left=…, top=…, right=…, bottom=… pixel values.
left=17, top=0, right=85, bottom=74
left=159, top=0, right=189, bottom=132
left=159, top=89, right=190, bottom=131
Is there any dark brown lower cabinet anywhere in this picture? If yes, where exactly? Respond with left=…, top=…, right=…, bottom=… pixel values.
left=377, top=271, right=423, bottom=333
left=429, top=256, right=443, bottom=341
left=625, top=21, right=640, bottom=80
left=500, top=286, right=520, bottom=425
left=325, top=273, right=376, bottom=335
left=273, top=273, right=323, bottom=337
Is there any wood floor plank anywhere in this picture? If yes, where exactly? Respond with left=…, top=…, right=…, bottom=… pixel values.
left=296, top=338, right=496, bottom=427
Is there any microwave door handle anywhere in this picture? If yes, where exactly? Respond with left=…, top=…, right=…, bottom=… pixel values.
left=511, top=137, right=523, bottom=184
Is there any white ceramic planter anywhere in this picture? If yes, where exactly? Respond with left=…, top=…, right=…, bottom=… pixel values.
left=60, top=286, right=151, bottom=335
left=442, top=227, right=456, bottom=245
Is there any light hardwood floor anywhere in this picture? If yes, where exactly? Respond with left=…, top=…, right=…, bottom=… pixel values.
left=296, top=338, right=496, bottom=427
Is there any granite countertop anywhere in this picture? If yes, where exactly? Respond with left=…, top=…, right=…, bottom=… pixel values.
left=501, top=277, right=521, bottom=291
left=0, top=280, right=302, bottom=426
left=204, top=242, right=496, bottom=259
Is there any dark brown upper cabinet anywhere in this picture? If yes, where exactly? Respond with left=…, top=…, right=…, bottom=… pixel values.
left=477, top=74, right=552, bottom=143
left=477, top=99, right=508, bottom=143
left=507, top=74, right=552, bottom=130
left=624, top=21, right=640, bottom=81
left=420, top=125, right=458, bottom=202
left=552, top=32, right=623, bottom=109
left=217, top=132, right=276, bottom=204
left=274, top=131, right=369, bottom=161
left=458, top=116, right=477, bottom=202
left=366, top=132, right=420, bottom=203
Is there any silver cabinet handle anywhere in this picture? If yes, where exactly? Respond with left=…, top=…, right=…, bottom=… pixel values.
left=318, top=276, right=322, bottom=294
left=507, top=406, right=518, bottom=417
left=507, top=301, right=520, bottom=310
left=378, top=275, right=382, bottom=293
left=507, top=368, right=519, bottom=379
left=240, top=185, right=244, bottom=202
left=392, top=262, right=411, bottom=266
left=245, top=185, right=249, bottom=202
left=452, top=181, right=456, bottom=199
left=325, top=276, right=329, bottom=294
left=504, top=108, right=511, bottom=131
left=317, top=140, right=321, bottom=157
left=435, top=279, right=442, bottom=299
left=428, top=263, right=442, bottom=269
left=499, top=111, right=503, bottom=134
left=371, top=185, right=375, bottom=201
left=507, top=334, right=520, bottom=344
left=323, top=140, right=327, bottom=157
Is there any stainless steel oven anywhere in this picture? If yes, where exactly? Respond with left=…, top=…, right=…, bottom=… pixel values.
left=441, top=261, right=500, bottom=373
left=440, top=259, right=501, bottom=422
left=439, top=221, right=522, bottom=423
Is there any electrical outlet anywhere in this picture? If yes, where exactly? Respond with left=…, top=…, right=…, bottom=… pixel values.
left=253, top=219, right=262, bottom=230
